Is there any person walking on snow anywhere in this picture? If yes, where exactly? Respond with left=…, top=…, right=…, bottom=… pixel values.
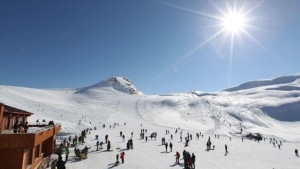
left=105, top=134, right=108, bottom=144
left=107, top=140, right=111, bottom=151
left=165, top=142, right=168, bottom=152
left=191, top=153, right=195, bottom=169
left=175, top=151, right=180, bottom=164
left=120, top=152, right=125, bottom=163
left=169, top=142, right=173, bottom=152
left=96, top=141, right=99, bottom=151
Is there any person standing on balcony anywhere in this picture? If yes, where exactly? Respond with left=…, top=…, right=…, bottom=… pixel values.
left=24, top=122, right=29, bottom=133
left=13, top=123, right=18, bottom=133
left=18, top=122, right=24, bottom=133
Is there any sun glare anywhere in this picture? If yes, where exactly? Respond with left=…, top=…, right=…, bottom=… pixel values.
left=156, top=0, right=267, bottom=86
left=223, top=12, right=245, bottom=32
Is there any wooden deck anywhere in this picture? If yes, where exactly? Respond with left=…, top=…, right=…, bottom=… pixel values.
left=0, top=124, right=61, bottom=169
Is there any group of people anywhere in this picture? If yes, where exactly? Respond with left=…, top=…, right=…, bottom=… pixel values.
left=182, top=150, right=196, bottom=169
left=114, top=152, right=125, bottom=166
left=13, top=121, right=28, bottom=133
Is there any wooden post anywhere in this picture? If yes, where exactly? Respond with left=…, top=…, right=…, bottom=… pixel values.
left=0, top=105, right=3, bottom=130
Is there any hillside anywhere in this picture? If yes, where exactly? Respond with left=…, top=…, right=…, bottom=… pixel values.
left=1, top=75, right=300, bottom=168
left=1, top=75, right=300, bottom=141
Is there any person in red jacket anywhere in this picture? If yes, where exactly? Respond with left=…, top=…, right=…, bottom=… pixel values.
left=120, top=152, right=125, bottom=163
left=175, top=151, right=180, bottom=164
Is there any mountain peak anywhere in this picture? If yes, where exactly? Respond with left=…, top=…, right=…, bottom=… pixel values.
left=105, top=77, right=141, bottom=95
left=76, top=76, right=142, bottom=95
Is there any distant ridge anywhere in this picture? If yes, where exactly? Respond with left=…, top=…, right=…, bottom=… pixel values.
left=223, top=74, right=300, bottom=92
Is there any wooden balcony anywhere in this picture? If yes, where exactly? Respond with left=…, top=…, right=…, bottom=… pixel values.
left=0, top=124, right=61, bottom=169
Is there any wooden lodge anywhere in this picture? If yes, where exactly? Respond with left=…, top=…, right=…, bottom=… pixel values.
left=0, top=103, right=61, bottom=169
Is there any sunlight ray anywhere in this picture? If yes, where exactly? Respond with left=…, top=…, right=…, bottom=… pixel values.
left=156, top=0, right=221, bottom=20
left=154, top=28, right=227, bottom=80
left=155, top=0, right=270, bottom=89
left=241, top=28, right=273, bottom=56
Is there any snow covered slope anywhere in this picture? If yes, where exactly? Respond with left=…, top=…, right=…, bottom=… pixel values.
left=0, top=75, right=300, bottom=141
left=1, top=75, right=300, bottom=169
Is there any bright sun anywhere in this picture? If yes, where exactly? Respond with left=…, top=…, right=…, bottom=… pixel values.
left=223, top=12, right=245, bottom=33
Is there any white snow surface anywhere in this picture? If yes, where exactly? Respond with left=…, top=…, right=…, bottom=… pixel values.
left=1, top=75, right=300, bottom=169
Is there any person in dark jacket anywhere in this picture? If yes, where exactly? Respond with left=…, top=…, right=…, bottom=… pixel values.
left=24, top=122, right=29, bottom=133
left=56, top=156, right=66, bottom=169
left=107, top=140, right=111, bottom=151
left=169, top=142, right=173, bottom=152
left=191, top=153, right=196, bottom=169
left=165, top=142, right=168, bottom=152
left=13, top=123, right=18, bottom=133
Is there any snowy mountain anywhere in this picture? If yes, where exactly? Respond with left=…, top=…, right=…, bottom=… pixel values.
left=0, top=74, right=300, bottom=141
left=223, top=74, right=300, bottom=92
left=75, top=77, right=143, bottom=95
left=1, top=75, right=300, bottom=169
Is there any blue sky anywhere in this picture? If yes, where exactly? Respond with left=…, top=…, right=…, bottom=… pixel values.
left=1, top=0, right=300, bottom=95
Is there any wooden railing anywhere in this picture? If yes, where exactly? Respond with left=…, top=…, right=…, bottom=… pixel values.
left=0, top=124, right=61, bottom=149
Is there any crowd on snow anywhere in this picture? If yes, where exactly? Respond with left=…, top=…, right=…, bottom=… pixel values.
left=52, top=121, right=300, bottom=169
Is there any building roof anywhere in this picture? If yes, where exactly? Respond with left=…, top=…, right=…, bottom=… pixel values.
left=0, top=103, right=33, bottom=115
